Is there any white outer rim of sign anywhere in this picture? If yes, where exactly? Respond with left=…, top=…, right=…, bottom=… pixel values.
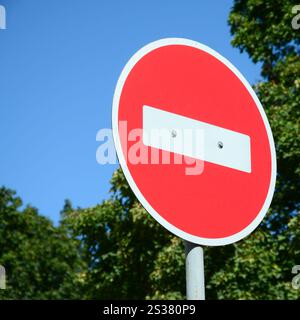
left=112, top=38, right=277, bottom=246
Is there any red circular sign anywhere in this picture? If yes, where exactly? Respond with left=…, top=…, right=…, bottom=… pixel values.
left=112, top=38, right=276, bottom=246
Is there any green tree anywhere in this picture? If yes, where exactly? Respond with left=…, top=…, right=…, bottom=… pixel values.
left=0, top=187, right=84, bottom=299
left=68, top=168, right=299, bottom=299
left=67, top=170, right=184, bottom=299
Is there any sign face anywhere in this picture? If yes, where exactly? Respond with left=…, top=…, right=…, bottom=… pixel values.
left=112, top=38, right=276, bottom=246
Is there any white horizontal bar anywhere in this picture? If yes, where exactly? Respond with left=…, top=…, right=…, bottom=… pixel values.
left=142, top=105, right=251, bottom=173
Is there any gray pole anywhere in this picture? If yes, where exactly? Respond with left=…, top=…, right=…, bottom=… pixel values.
left=185, top=241, right=205, bottom=300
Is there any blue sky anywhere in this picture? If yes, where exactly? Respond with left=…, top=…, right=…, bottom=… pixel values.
left=0, top=0, right=262, bottom=224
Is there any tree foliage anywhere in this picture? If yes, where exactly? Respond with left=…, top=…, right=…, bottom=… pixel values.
left=67, top=168, right=299, bottom=299
left=0, top=188, right=84, bottom=299
left=66, top=170, right=184, bottom=299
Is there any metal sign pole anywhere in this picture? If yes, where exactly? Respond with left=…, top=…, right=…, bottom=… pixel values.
left=185, top=241, right=205, bottom=300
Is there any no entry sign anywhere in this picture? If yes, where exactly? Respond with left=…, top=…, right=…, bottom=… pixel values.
left=112, top=38, right=276, bottom=246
